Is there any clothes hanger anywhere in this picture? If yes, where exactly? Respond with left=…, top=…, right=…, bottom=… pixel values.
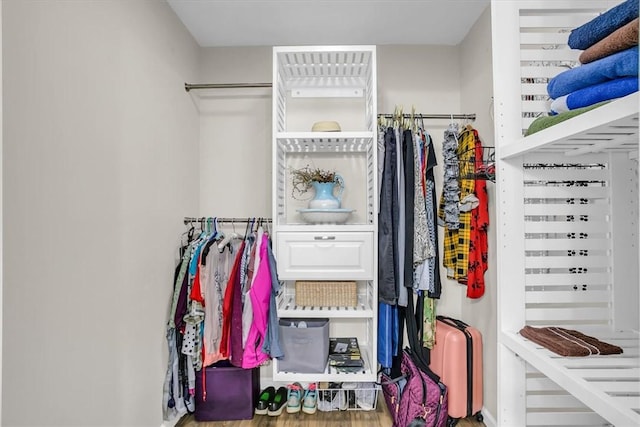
left=410, top=105, right=418, bottom=134
left=181, top=220, right=195, bottom=243
left=393, top=105, right=400, bottom=129
left=244, top=217, right=254, bottom=239
left=217, top=218, right=243, bottom=252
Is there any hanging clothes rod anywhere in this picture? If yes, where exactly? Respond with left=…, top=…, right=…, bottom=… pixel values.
left=183, top=216, right=272, bottom=225
left=378, top=113, right=476, bottom=121
left=184, top=82, right=272, bottom=92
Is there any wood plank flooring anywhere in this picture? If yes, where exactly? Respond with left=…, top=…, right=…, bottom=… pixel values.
left=177, top=395, right=486, bottom=427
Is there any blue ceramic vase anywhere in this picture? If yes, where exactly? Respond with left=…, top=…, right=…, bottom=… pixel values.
left=308, top=175, right=344, bottom=209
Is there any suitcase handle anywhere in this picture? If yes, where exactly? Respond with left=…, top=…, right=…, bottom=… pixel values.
left=436, top=315, right=470, bottom=330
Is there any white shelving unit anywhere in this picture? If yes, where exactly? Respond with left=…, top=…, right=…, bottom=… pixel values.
left=271, top=46, right=378, bottom=383
left=492, top=1, right=640, bottom=426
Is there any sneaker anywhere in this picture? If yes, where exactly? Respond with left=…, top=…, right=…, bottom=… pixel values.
left=355, top=382, right=377, bottom=410
left=286, top=382, right=303, bottom=413
left=342, top=382, right=358, bottom=409
left=255, top=386, right=276, bottom=415
left=302, top=383, right=318, bottom=414
left=317, top=383, right=347, bottom=412
left=267, top=387, right=288, bottom=416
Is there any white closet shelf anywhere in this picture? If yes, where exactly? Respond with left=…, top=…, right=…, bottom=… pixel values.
left=276, top=291, right=374, bottom=319
left=275, top=46, right=375, bottom=82
left=275, top=224, right=375, bottom=233
left=276, top=132, right=374, bottom=153
left=501, top=329, right=640, bottom=427
left=500, top=93, right=639, bottom=160
left=273, top=344, right=377, bottom=383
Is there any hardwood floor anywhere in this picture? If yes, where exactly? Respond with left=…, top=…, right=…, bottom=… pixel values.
left=177, top=395, right=486, bottom=427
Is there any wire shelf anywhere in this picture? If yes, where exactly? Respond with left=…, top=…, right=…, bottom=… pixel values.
left=458, top=145, right=496, bottom=182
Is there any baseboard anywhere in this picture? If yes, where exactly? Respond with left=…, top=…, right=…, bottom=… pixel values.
left=481, top=407, right=497, bottom=427
left=161, top=413, right=186, bottom=427
left=160, top=419, right=178, bottom=427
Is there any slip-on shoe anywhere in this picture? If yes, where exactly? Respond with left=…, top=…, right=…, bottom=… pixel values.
left=267, top=386, right=288, bottom=416
left=255, top=386, right=276, bottom=415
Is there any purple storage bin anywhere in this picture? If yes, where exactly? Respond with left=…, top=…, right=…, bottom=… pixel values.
left=194, top=360, right=260, bottom=421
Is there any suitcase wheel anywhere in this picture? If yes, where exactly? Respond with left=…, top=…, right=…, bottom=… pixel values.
left=447, top=417, right=459, bottom=427
left=474, top=411, right=484, bottom=423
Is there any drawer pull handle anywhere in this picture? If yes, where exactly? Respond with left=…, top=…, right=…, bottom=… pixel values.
left=314, top=236, right=336, bottom=240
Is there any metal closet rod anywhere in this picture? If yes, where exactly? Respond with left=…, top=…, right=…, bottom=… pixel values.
left=183, top=83, right=476, bottom=121
left=378, top=113, right=476, bottom=121
left=183, top=216, right=272, bottom=224
left=185, top=82, right=272, bottom=92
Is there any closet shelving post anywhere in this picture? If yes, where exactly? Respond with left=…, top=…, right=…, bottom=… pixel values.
left=271, top=45, right=378, bottom=383
left=492, top=1, right=639, bottom=426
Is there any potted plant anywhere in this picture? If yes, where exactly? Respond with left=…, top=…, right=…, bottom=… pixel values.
left=290, top=165, right=345, bottom=209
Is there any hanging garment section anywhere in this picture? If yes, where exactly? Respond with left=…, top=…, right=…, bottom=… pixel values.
left=438, top=124, right=491, bottom=299
left=377, top=112, right=448, bottom=370
left=162, top=217, right=281, bottom=422
left=376, top=111, right=493, bottom=371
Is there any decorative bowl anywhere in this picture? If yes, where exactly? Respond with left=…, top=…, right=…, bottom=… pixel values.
left=297, top=208, right=354, bottom=224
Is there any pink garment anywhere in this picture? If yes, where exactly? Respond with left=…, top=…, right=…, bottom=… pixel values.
left=241, top=234, right=272, bottom=368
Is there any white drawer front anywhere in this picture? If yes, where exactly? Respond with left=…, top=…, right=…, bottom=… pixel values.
left=276, top=232, right=373, bottom=280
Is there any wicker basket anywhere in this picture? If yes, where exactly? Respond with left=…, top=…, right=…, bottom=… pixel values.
left=295, top=281, right=357, bottom=307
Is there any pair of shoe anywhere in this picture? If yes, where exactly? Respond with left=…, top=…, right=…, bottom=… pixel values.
left=255, top=386, right=288, bottom=416
left=317, top=382, right=348, bottom=412
left=286, top=382, right=317, bottom=415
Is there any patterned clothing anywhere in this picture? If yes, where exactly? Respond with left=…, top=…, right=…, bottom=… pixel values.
left=466, top=130, right=490, bottom=298
left=412, top=131, right=430, bottom=266
left=440, top=124, right=460, bottom=229
left=441, top=128, right=476, bottom=281
left=424, top=132, right=442, bottom=299
left=422, top=296, right=436, bottom=349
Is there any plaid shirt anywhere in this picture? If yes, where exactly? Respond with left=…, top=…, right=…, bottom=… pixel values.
left=440, top=128, right=476, bottom=281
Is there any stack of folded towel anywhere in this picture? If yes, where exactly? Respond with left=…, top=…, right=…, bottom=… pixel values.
left=547, top=0, right=639, bottom=115
left=520, top=325, right=623, bottom=357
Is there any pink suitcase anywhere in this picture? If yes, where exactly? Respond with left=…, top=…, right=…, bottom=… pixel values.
left=429, top=315, right=483, bottom=425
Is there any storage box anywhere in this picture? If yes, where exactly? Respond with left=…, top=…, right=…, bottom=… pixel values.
left=194, top=360, right=260, bottom=421
left=295, top=280, right=357, bottom=307
left=278, top=318, right=330, bottom=373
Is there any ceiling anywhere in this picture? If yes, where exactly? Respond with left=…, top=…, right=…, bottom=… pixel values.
left=167, top=0, right=490, bottom=47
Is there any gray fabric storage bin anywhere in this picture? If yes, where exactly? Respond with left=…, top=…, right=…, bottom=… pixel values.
left=278, top=318, right=329, bottom=373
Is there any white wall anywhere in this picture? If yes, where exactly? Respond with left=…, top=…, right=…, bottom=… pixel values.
left=0, top=1, right=3, bottom=422
left=2, top=1, right=200, bottom=426
left=459, top=6, right=497, bottom=421
left=198, top=47, right=273, bottom=217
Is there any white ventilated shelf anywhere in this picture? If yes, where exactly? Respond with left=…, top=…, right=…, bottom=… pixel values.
left=500, top=93, right=639, bottom=160
left=502, top=330, right=640, bottom=427
left=276, top=132, right=374, bottom=152
left=273, top=344, right=377, bottom=383
left=275, top=224, right=374, bottom=233
left=275, top=46, right=375, bottom=88
left=276, top=288, right=374, bottom=319
left=276, top=279, right=375, bottom=319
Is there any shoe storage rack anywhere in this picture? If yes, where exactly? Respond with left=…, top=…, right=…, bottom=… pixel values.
left=316, top=382, right=380, bottom=412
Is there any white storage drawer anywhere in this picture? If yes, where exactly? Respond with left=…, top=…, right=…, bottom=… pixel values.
left=276, top=231, right=374, bottom=280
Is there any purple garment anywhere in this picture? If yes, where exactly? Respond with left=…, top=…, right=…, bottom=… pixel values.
left=229, top=251, right=245, bottom=367
left=174, top=269, right=190, bottom=333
